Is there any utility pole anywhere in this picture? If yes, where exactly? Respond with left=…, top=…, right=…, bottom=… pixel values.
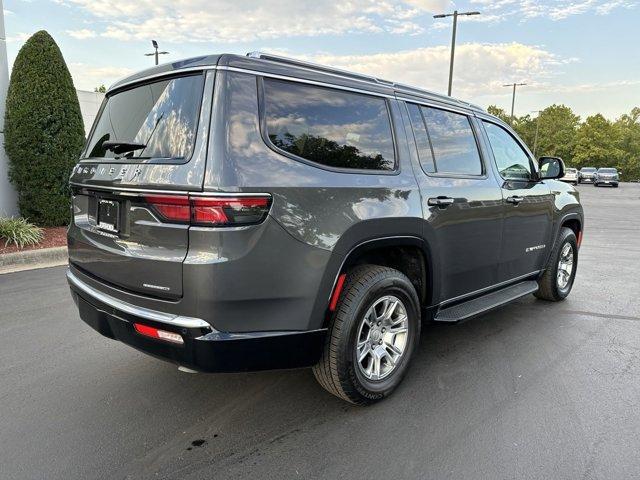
left=433, top=10, right=481, bottom=96
left=144, top=40, right=169, bottom=66
left=503, top=82, right=527, bottom=124
left=532, top=110, right=541, bottom=157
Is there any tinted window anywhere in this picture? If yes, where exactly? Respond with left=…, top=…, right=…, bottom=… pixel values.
left=421, top=107, right=482, bottom=175
left=483, top=122, right=532, bottom=180
left=598, top=168, right=617, bottom=173
left=406, top=104, right=435, bottom=173
left=85, top=74, right=204, bottom=161
left=264, top=79, right=395, bottom=170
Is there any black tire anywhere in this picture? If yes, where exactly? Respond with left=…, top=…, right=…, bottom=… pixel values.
left=312, top=265, right=421, bottom=405
left=535, top=227, right=578, bottom=301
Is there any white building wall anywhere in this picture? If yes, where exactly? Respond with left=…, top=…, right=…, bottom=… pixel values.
left=76, top=89, right=104, bottom=134
left=0, top=0, right=17, bottom=216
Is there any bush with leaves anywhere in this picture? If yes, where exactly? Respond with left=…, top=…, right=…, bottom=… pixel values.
left=4, top=30, right=85, bottom=226
left=0, top=217, right=44, bottom=248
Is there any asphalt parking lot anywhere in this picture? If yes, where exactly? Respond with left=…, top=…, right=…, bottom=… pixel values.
left=1, top=183, right=639, bottom=480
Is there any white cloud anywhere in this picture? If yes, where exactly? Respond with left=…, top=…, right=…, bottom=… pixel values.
left=291, top=43, right=568, bottom=100
left=67, top=63, right=133, bottom=90
left=66, top=29, right=97, bottom=39
left=61, top=0, right=447, bottom=43
left=6, top=32, right=31, bottom=43
left=469, top=0, right=636, bottom=22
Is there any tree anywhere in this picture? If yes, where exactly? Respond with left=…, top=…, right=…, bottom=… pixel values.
left=573, top=114, right=624, bottom=170
left=613, top=107, right=640, bottom=181
left=4, top=31, right=85, bottom=226
left=94, top=84, right=106, bottom=93
left=531, top=105, right=580, bottom=165
left=487, top=105, right=510, bottom=124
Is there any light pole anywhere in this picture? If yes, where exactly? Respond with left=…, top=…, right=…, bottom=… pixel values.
left=503, top=82, right=527, bottom=124
left=532, top=110, right=541, bottom=157
left=144, top=40, right=169, bottom=66
left=433, top=10, right=481, bottom=96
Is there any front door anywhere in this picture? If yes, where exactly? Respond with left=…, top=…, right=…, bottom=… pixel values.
left=480, top=120, right=554, bottom=282
left=403, top=102, right=504, bottom=302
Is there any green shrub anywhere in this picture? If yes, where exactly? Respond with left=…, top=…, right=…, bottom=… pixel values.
left=0, top=217, right=44, bottom=248
left=4, top=30, right=85, bottom=227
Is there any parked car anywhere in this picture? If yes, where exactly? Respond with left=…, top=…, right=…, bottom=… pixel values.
left=67, top=52, right=584, bottom=405
left=561, top=167, right=579, bottom=185
left=579, top=167, right=597, bottom=183
left=594, top=167, right=619, bottom=187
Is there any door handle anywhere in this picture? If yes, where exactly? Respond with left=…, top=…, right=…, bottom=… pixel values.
left=506, top=195, right=524, bottom=205
left=427, top=197, right=455, bottom=207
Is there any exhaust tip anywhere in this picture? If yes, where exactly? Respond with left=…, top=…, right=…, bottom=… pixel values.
left=178, top=366, right=198, bottom=374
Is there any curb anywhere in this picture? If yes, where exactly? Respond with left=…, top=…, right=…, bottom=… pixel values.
left=0, top=246, right=68, bottom=274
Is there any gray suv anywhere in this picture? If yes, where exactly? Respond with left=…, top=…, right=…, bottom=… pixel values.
left=67, top=53, right=583, bottom=405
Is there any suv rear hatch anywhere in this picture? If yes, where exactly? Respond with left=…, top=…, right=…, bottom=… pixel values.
left=68, top=70, right=215, bottom=300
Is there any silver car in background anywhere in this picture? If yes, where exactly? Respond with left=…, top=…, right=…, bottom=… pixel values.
left=595, top=167, right=619, bottom=187
left=579, top=167, right=597, bottom=183
left=561, top=168, right=578, bottom=185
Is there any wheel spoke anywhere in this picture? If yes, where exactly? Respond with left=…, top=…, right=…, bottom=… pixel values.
left=372, top=354, right=382, bottom=380
left=358, top=344, right=371, bottom=363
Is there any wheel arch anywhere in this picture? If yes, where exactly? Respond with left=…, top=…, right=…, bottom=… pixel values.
left=312, top=235, right=436, bottom=329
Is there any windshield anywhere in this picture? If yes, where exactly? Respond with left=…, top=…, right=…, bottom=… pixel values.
left=566, top=168, right=576, bottom=173
left=581, top=167, right=596, bottom=172
left=84, top=74, right=204, bottom=162
left=598, top=168, right=617, bottom=173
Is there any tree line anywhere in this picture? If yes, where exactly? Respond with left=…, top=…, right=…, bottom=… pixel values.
left=488, top=104, right=640, bottom=181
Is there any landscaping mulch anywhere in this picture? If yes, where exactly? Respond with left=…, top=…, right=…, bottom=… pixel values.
left=0, top=226, right=68, bottom=255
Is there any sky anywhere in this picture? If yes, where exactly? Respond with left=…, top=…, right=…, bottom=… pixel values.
left=3, top=0, right=639, bottom=120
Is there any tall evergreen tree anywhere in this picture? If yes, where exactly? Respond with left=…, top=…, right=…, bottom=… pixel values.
left=5, top=31, right=85, bottom=226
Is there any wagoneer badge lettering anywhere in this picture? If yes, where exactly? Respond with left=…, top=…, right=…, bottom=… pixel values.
left=525, top=244, right=546, bottom=253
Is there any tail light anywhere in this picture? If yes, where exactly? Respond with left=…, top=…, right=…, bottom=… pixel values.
left=143, top=194, right=271, bottom=226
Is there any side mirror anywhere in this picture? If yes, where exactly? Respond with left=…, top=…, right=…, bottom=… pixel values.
left=538, top=156, right=565, bottom=180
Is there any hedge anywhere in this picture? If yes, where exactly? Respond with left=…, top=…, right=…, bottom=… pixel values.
left=4, top=30, right=85, bottom=226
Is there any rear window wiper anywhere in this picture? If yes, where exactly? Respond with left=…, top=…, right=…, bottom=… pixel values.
left=102, top=141, right=146, bottom=155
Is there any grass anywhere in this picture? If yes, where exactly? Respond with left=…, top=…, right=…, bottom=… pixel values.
left=0, top=217, right=44, bottom=249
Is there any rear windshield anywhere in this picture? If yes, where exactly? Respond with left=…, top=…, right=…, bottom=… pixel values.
left=84, top=74, right=204, bottom=162
left=598, top=168, right=617, bottom=173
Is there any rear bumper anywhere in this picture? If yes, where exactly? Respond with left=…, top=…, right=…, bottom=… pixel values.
left=67, top=269, right=326, bottom=372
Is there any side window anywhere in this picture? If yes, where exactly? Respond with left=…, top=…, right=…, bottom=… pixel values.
left=483, top=122, right=533, bottom=180
left=406, top=104, right=436, bottom=173
left=263, top=78, right=395, bottom=171
left=421, top=107, right=483, bottom=176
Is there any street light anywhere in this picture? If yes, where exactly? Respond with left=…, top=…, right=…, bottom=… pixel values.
left=532, top=110, right=541, bottom=157
left=144, top=40, right=169, bottom=66
left=433, top=10, right=481, bottom=96
left=503, top=82, right=527, bottom=124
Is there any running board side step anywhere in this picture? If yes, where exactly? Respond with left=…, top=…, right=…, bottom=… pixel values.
left=434, top=281, right=538, bottom=323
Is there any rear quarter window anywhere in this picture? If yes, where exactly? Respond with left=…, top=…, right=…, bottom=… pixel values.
left=263, top=78, right=395, bottom=171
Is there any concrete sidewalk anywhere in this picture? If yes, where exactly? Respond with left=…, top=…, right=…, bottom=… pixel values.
left=0, top=246, right=67, bottom=274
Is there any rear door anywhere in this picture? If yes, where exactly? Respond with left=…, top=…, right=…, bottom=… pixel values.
left=68, top=70, right=215, bottom=299
left=479, top=120, right=553, bottom=282
left=403, top=102, right=503, bottom=302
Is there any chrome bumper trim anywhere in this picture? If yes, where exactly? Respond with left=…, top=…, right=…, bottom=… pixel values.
left=66, top=268, right=213, bottom=330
